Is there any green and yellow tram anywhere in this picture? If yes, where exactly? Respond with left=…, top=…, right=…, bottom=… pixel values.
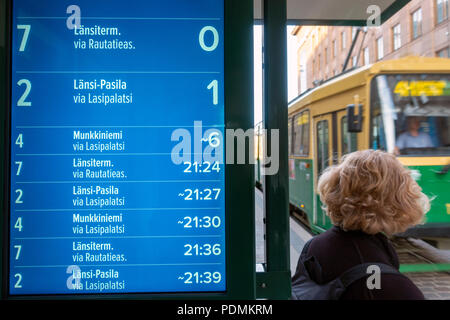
left=258, top=57, right=450, bottom=248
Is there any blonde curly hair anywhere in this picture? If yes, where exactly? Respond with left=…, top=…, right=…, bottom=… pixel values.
left=317, top=149, right=429, bottom=235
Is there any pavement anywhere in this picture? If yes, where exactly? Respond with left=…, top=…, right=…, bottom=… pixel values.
left=254, top=188, right=312, bottom=276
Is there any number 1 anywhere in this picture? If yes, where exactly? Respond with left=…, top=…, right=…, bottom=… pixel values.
left=207, top=80, right=218, bottom=105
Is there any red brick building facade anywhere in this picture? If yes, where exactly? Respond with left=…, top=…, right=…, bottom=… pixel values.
left=293, top=0, right=450, bottom=93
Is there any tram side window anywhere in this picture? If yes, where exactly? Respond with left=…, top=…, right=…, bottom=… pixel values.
left=317, top=120, right=329, bottom=175
left=288, top=117, right=292, bottom=155
left=293, top=110, right=310, bottom=156
left=341, top=116, right=358, bottom=156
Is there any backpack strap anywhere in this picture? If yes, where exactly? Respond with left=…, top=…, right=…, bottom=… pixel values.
left=301, top=238, right=313, bottom=258
left=293, top=238, right=314, bottom=277
left=338, top=262, right=404, bottom=289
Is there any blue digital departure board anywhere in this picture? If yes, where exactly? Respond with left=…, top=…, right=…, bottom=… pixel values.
left=9, top=0, right=225, bottom=295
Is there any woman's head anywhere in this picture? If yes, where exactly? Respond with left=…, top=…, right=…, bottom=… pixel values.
left=317, top=149, right=429, bottom=235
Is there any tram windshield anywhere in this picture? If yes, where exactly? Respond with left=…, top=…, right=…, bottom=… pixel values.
left=370, top=74, right=450, bottom=156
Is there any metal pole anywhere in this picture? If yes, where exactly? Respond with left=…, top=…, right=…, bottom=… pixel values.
left=259, top=0, right=290, bottom=299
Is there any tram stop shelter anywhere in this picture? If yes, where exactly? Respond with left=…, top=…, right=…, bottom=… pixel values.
left=0, top=0, right=411, bottom=300
left=252, top=0, right=410, bottom=300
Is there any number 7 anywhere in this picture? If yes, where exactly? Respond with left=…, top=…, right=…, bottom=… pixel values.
left=17, top=25, right=31, bottom=52
left=14, top=245, right=22, bottom=260
left=15, top=161, right=23, bottom=176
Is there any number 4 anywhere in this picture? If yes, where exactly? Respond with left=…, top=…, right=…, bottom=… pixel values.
left=15, top=134, right=23, bottom=148
left=14, top=217, right=23, bottom=232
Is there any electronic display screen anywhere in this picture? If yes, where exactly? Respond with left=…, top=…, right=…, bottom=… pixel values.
left=9, top=0, right=225, bottom=295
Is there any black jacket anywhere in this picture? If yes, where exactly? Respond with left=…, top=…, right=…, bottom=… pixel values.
left=302, top=226, right=424, bottom=300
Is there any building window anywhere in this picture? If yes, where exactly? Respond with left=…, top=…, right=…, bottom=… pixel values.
left=341, top=31, right=347, bottom=50
left=377, top=37, right=384, bottom=60
left=312, top=59, right=316, bottom=79
left=352, top=55, right=358, bottom=67
left=437, top=47, right=450, bottom=57
left=318, top=54, right=321, bottom=72
left=352, top=27, right=357, bottom=40
left=324, top=47, right=328, bottom=65
left=393, top=24, right=401, bottom=50
left=363, top=47, right=370, bottom=65
left=437, top=0, right=449, bottom=24
left=412, top=8, right=422, bottom=39
left=333, top=40, right=337, bottom=57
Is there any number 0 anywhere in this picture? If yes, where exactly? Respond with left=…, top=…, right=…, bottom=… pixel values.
left=199, top=26, right=219, bottom=52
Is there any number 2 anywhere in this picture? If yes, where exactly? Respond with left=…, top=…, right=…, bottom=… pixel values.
left=15, top=189, right=23, bottom=204
left=14, top=273, right=22, bottom=288
left=17, top=79, right=32, bottom=106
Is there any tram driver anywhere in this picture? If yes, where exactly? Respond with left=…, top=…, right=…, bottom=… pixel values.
left=395, top=117, right=433, bottom=155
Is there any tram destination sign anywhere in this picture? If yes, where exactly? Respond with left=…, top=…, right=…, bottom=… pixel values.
left=8, top=0, right=225, bottom=295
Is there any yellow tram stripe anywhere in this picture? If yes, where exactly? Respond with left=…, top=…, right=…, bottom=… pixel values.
left=289, top=156, right=313, bottom=160
left=397, top=157, right=450, bottom=166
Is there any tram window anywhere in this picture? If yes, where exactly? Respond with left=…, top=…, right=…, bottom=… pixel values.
left=293, top=110, right=310, bottom=156
left=341, top=116, right=358, bottom=156
left=371, top=113, right=387, bottom=151
left=370, top=74, right=450, bottom=156
left=317, top=120, right=330, bottom=175
left=288, top=117, right=292, bottom=155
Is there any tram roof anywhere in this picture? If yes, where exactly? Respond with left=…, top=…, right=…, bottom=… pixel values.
left=288, top=56, right=450, bottom=113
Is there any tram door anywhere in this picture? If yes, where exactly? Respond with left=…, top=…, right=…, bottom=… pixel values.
left=313, top=113, right=334, bottom=230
